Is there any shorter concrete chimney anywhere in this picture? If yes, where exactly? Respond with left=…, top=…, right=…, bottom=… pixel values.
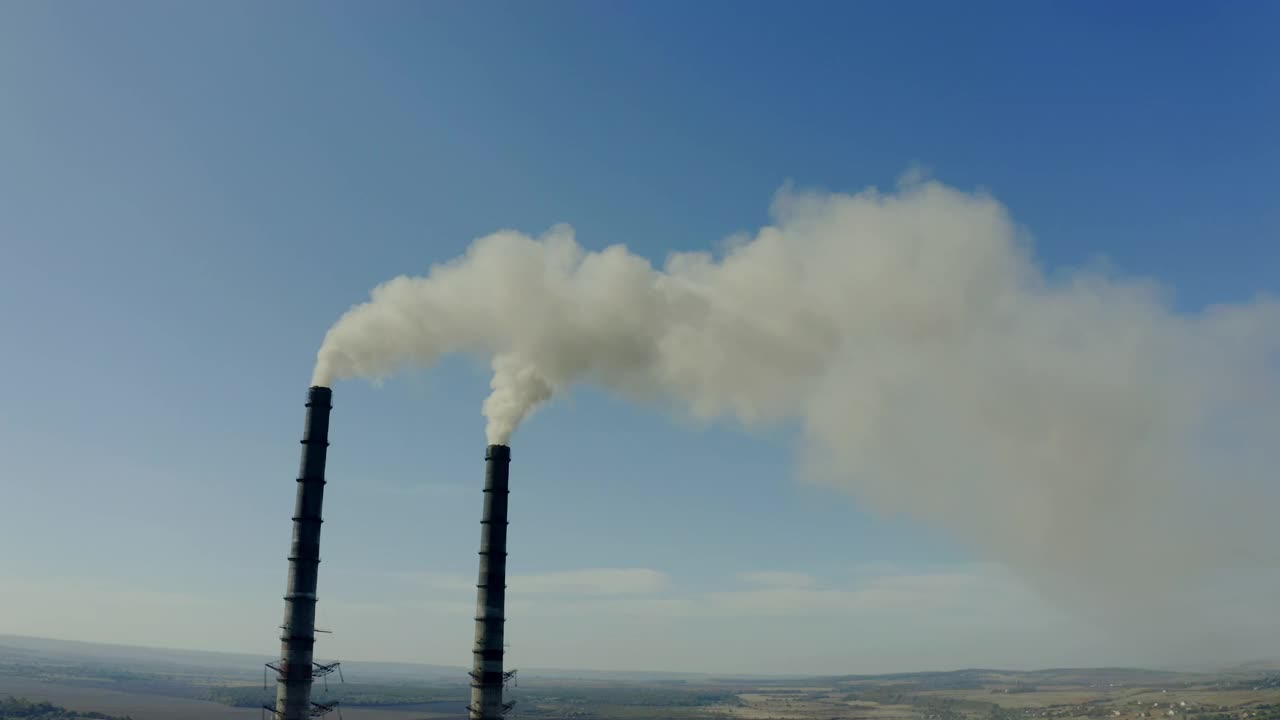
left=273, top=386, right=332, bottom=720
left=470, top=444, right=513, bottom=720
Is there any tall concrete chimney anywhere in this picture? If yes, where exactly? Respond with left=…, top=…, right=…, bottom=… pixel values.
left=273, top=386, right=333, bottom=720
left=470, top=444, right=512, bottom=720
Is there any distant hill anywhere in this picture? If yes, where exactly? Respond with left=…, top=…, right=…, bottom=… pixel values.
left=0, top=695, right=131, bottom=720
left=797, top=666, right=1222, bottom=692
left=0, top=635, right=717, bottom=684
left=3, top=634, right=1278, bottom=687
left=0, top=635, right=269, bottom=673
left=0, top=635, right=722, bottom=686
left=0, top=634, right=459, bottom=684
left=1221, top=660, right=1280, bottom=674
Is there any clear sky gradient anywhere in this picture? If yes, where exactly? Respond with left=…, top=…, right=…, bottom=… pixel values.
left=1, top=1, right=1277, bottom=674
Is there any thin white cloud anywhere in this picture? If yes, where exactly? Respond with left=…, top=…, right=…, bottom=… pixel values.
left=512, top=568, right=670, bottom=595
left=543, top=564, right=1048, bottom=621
left=738, top=570, right=817, bottom=588
left=394, top=567, right=671, bottom=597
left=368, top=482, right=471, bottom=498
left=395, top=571, right=477, bottom=594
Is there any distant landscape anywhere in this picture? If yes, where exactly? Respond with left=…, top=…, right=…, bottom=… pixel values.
left=2, top=635, right=1278, bottom=720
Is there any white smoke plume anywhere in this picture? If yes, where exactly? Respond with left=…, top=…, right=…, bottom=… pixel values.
left=313, top=178, right=1280, bottom=614
left=482, top=353, right=554, bottom=446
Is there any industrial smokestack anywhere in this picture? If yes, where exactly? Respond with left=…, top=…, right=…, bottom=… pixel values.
left=470, top=444, right=513, bottom=720
left=272, top=386, right=333, bottom=720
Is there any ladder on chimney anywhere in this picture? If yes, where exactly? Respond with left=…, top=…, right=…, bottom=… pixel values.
left=466, top=669, right=519, bottom=717
left=262, top=660, right=345, bottom=720
left=260, top=700, right=342, bottom=720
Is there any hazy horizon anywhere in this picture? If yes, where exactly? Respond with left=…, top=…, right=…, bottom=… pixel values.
left=5, top=632, right=1273, bottom=679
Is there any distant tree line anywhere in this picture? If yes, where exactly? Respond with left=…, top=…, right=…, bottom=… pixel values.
left=207, top=681, right=741, bottom=710
left=206, top=683, right=469, bottom=708
left=0, top=696, right=132, bottom=720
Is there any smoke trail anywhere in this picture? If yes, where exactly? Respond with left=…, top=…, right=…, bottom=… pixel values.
left=482, top=353, right=553, bottom=446
left=312, top=178, right=1280, bottom=609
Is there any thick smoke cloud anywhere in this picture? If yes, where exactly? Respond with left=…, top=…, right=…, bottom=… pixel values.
left=313, top=179, right=1280, bottom=612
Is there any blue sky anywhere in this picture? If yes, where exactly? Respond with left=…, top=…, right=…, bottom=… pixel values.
left=1, top=2, right=1277, bottom=674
